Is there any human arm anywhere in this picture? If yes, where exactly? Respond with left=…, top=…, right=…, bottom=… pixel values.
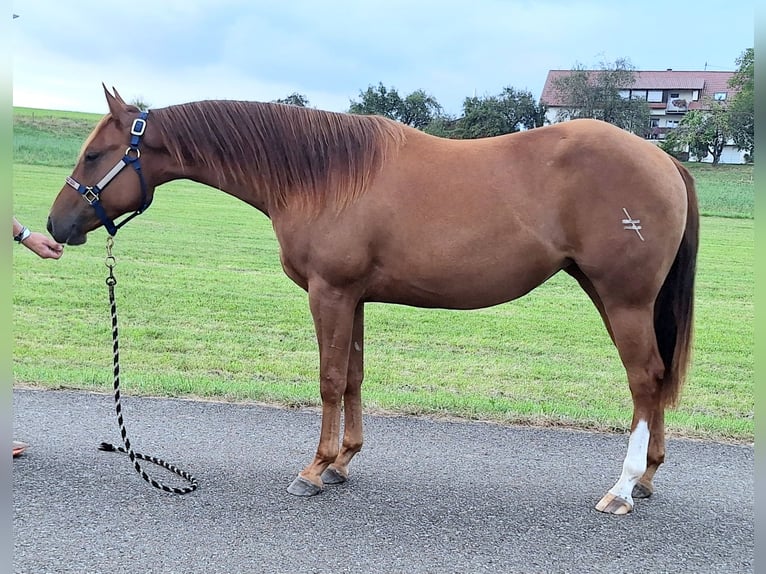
left=13, top=217, right=64, bottom=259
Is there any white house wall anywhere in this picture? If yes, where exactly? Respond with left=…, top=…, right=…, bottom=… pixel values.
left=693, top=145, right=748, bottom=164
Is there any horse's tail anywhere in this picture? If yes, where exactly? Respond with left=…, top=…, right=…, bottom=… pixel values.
left=655, top=157, right=699, bottom=407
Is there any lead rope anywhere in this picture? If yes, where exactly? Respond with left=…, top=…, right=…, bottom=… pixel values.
left=97, top=236, right=198, bottom=494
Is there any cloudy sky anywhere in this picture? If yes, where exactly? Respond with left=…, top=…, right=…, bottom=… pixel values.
left=11, top=1, right=755, bottom=117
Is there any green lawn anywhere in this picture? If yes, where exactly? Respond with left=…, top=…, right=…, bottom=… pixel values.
left=684, top=162, right=754, bottom=218
left=13, top=107, right=101, bottom=167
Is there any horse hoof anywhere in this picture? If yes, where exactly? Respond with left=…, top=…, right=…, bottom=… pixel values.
left=287, top=475, right=323, bottom=496
left=632, top=481, right=654, bottom=499
left=595, top=492, right=633, bottom=515
left=321, top=466, right=348, bottom=485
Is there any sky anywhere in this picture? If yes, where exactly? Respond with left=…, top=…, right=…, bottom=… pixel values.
left=11, top=1, right=755, bottom=118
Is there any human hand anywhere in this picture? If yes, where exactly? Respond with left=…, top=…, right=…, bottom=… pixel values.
left=22, top=231, right=64, bottom=259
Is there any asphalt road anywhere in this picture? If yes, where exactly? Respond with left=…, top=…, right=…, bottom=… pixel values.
left=12, top=388, right=753, bottom=574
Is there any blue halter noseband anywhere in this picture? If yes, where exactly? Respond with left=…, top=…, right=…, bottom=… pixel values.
left=65, top=111, right=152, bottom=236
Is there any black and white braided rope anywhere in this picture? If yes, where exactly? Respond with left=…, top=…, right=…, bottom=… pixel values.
left=98, top=248, right=197, bottom=494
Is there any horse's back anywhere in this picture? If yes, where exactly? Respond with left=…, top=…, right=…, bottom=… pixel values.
left=385, top=118, right=688, bottom=258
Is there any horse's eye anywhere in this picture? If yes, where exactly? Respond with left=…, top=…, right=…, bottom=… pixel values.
left=84, top=151, right=100, bottom=162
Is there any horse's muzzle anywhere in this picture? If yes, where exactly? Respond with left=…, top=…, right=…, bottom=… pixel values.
left=47, top=216, right=88, bottom=246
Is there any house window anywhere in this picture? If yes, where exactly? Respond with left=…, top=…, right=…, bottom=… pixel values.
left=647, top=90, right=663, bottom=102
left=619, top=90, right=630, bottom=99
left=669, top=92, right=680, bottom=99
left=631, top=90, right=647, bottom=100
left=666, top=120, right=679, bottom=128
left=713, top=92, right=727, bottom=101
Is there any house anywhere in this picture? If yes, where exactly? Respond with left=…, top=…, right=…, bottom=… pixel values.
left=540, top=69, right=746, bottom=164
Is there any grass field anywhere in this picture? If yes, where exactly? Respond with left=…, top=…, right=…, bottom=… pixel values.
left=683, top=162, right=754, bottom=219
left=11, top=108, right=754, bottom=443
left=13, top=107, right=102, bottom=167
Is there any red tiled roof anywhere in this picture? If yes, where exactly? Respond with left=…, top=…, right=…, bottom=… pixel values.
left=540, top=69, right=736, bottom=106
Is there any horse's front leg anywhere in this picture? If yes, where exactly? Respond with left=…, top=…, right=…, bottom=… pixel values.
left=287, top=283, right=358, bottom=496
left=321, top=302, right=365, bottom=485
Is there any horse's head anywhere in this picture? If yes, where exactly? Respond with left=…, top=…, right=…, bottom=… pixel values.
left=47, top=85, right=160, bottom=245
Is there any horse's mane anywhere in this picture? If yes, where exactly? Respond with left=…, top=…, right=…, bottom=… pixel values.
left=149, top=100, right=407, bottom=211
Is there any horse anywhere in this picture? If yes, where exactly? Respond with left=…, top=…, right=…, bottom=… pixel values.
left=47, top=86, right=698, bottom=515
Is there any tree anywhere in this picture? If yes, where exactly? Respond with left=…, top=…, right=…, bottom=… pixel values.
left=726, top=48, right=754, bottom=160
left=398, top=89, right=443, bottom=130
left=130, top=97, right=151, bottom=111
left=459, top=96, right=509, bottom=138
left=349, top=83, right=402, bottom=119
left=549, top=58, right=650, bottom=136
left=456, top=87, right=546, bottom=138
left=349, top=83, right=442, bottom=129
left=666, top=102, right=733, bottom=165
left=729, top=48, right=754, bottom=94
left=421, top=113, right=461, bottom=138
left=273, top=93, right=310, bottom=107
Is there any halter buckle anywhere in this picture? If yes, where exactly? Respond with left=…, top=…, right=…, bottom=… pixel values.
left=131, top=117, right=147, bottom=136
left=82, top=187, right=100, bottom=205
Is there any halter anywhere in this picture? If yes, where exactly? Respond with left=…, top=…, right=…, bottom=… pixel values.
left=65, top=111, right=152, bottom=236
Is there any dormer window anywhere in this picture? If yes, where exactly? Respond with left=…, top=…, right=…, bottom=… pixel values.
left=713, top=92, right=727, bottom=101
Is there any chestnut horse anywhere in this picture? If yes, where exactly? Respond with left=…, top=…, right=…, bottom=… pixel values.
left=48, top=87, right=698, bottom=514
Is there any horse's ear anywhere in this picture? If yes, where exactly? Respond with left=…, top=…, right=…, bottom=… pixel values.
left=112, top=87, right=127, bottom=105
left=102, top=83, right=130, bottom=127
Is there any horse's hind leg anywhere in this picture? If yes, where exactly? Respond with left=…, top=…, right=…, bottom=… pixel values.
left=632, top=409, right=664, bottom=499
left=569, top=265, right=666, bottom=503
left=595, top=303, right=666, bottom=515
left=322, top=303, right=365, bottom=485
left=566, top=264, right=614, bottom=343
left=570, top=267, right=664, bottom=504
